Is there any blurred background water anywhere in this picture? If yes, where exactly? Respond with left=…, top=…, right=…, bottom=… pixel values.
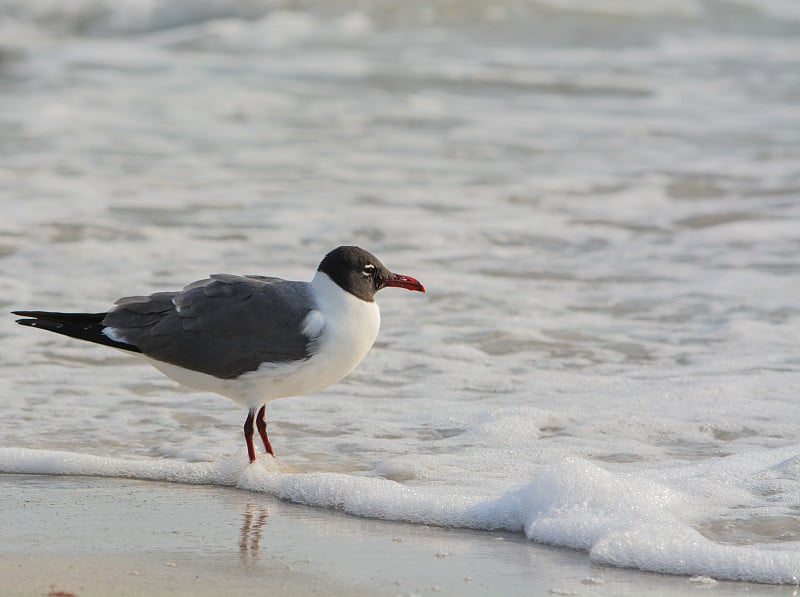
left=1, top=0, right=799, bottom=583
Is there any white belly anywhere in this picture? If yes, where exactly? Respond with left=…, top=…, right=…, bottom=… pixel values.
left=147, top=272, right=381, bottom=408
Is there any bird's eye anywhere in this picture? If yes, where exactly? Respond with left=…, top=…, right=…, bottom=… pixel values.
left=362, top=264, right=376, bottom=277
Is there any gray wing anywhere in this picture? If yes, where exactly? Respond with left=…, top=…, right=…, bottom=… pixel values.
left=102, top=275, right=317, bottom=379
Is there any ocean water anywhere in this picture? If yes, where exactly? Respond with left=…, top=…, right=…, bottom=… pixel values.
left=1, top=0, right=800, bottom=585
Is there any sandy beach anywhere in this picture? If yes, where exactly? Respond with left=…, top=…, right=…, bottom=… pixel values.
left=1, top=473, right=793, bottom=597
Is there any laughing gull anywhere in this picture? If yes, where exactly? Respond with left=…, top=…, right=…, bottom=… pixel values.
left=13, top=246, right=425, bottom=462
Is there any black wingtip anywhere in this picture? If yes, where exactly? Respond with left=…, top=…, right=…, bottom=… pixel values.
left=12, top=309, right=141, bottom=354
left=13, top=310, right=48, bottom=319
left=13, top=311, right=35, bottom=325
left=14, top=317, right=46, bottom=328
left=13, top=311, right=50, bottom=328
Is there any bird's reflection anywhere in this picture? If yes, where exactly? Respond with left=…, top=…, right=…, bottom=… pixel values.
left=239, top=503, right=270, bottom=568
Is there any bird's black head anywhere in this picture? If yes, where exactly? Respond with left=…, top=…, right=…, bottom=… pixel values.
left=317, top=246, right=425, bottom=302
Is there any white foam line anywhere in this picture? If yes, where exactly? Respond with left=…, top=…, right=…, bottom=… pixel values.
left=0, top=447, right=236, bottom=486
left=4, top=448, right=800, bottom=584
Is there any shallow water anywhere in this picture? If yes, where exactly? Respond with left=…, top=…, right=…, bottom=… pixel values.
left=1, top=0, right=800, bottom=584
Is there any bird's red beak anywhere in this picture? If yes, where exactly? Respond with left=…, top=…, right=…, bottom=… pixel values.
left=384, top=273, right=426, bottom=293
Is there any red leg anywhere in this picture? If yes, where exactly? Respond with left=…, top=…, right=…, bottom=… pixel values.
left=256, top=404, right=275, bottom=457
left=244, top=408, right=256, bottom=463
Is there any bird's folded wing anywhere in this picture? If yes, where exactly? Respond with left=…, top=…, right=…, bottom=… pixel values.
left=103, top=275, right=318, bottom=379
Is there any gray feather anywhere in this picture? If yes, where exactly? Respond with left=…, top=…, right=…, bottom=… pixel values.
left=102, top=276, right=317, bottom=379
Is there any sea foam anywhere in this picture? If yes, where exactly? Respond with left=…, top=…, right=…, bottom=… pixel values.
left=3, top=447, right=800, bottom=584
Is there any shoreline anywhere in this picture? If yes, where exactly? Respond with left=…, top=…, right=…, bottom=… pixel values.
left=2, top=473, right=795, bottom=596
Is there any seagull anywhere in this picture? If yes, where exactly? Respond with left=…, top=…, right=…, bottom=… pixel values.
left=13, top=246, right=425, bottom=462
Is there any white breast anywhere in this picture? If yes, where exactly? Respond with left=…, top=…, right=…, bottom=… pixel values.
left=148, top=271, right=381, bottom=408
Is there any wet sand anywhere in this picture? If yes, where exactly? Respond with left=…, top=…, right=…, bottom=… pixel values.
left=0, top=474, right=792, bottom=597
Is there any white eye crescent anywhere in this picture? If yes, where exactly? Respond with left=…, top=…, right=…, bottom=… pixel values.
left=362, top=264, right=376, bottom=277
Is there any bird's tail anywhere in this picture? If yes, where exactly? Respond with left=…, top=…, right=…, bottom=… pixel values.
left=13, top=310, right=141, bottom=353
